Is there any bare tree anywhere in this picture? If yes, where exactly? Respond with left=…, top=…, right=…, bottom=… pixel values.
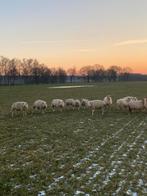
left=67, top=67, right=77, bottom=82
left=79, top=65, right=92, bottom=83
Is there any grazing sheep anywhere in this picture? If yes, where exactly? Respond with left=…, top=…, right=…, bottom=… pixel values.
left=11, top=101, right=29, bottom=117
left=81, top=99, right=89, bottom=109
left=128, top=98, right=147, bottom=113
left=65, top=98, right=75, bottom=110
left=122, top=96, right=138, bottom=101
left=103, top=95, right=113, bottom=107
left=88, top=95, right=112, bottom=116
left=116, top=96, right=137, bottom=110
left=51, top=99, right=65, bottom=111
left=33, top=99, right=47, bottom=113
left=74, top=99, right=81, bottom=110
left=65, top=99, right=81, bottom=110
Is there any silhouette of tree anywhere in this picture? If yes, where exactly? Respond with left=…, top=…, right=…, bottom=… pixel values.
left=67, top=67, right=76, bottom=82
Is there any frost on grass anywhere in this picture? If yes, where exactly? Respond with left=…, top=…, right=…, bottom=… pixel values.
left=126, top=189, right=138, bottom=196
left=74, top=190, right=90, bottom=196
left=38, top=191, right=46, bottom=196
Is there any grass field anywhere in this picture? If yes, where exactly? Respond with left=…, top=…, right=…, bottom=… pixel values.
left=0, top=82, right=147, bottom=195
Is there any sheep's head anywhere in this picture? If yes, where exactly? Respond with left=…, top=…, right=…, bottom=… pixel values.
left=104, top=95, right=112, bottom=105
left=81, top=99, right=89, bottom=107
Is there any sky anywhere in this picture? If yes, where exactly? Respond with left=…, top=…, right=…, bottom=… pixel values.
left=0, top=0, right=147, bottom=73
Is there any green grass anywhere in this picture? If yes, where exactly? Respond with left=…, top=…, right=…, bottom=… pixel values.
left=0, top=82, right=147, bottom=195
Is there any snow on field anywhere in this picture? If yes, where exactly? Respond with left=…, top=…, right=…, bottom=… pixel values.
left=46, top=116, right=147, bottom=194
left=48, top=85, right=94, bottom=89
left=73, top=117, right=136, bottom=169
left=38, top=191, right=46, bottom=196
left=47, top=117, right=137, bottom=191
left=3, top=115, right=146, bottom=195
left=75, top=120, right=145, bottom=188
left=99, top=123, right=145, bottom=192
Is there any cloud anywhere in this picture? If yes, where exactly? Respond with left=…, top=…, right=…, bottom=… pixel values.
left=114, top=39, right=147, bottom=46
left=20, top=40, right=86, bottom=45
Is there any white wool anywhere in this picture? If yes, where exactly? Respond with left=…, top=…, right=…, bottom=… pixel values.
left=128, top=98, right=147, bottom=111
left=51, top=99, right=65, bottom=111
left=33, top=100, right=47, bottom=112
left=74, top=99, right=81, bottom=109
left=81, top=99, right=89, bottom=108
left=11, top=101, right=28, bottom=117
left=88, top=95, right=112, bottom=115
left=116, top=96, right=138, bottom=110
left=65, top=98, right=80, bottom=109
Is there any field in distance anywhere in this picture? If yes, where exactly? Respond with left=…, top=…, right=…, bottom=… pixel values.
left=0, top=82, right=147, bottom=195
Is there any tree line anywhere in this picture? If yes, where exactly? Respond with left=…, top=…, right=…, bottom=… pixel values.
left=0, top=56, right=142, bottom=85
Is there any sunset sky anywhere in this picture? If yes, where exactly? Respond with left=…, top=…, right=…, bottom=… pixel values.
left=0, top=0, right=147, bottom=73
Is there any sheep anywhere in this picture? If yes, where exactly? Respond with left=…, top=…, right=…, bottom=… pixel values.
left=88, top=95, right=112, bottom=116
left=128, top=98, right=147, bottom=113
left=11, top=101, right=29, bottom=117
left=65, top=98, right=75, bottom=110
left=116, top=96, right=137, bottom=110
left=81, top=99, right=89, bottom=109
left=103, top=95, right=113, bottom=108
left=122, top=96, right=138, bottom=101
left=51, top=99, right=65, bottom=111
left=33, top=99, right=47, bottom=113
left=74, top=99, right=81, bottom=110
left=65, top=99, right=81, bottom=110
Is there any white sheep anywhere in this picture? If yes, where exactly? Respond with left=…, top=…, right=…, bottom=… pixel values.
left=116, top=96, right=137, bottom=110
left=74, top=99, right=81, bottom=110
left=128, top=98, right=147, bottom=112
left=122, top=96, right=138, bottom=101
left=103, top=95, right=113, bottom=107
left=65, top=98, right=75, bottom=110
left=88, top=95, right=112, bottom=116
left=51, top=99, right=65, bottom=111
left=81, top=99, right=89, bottom=109
left=33, top=99, right=47, bottom=113
left=11, top=101, right=29, bottom=117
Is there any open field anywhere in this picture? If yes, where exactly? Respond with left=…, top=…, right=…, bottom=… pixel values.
left=0, top=82, right=147, bottom=195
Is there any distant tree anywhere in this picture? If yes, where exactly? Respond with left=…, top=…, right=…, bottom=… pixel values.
left=21, top=58, right=35, bottom=76
left=56, top=68, right=67, bottom=83
left=67, top=67, right=77, bottom=82
left=6, top=58, right=19, bottom=85
left=92, top=64, right=105, bottom=82
left=0, top=56, right=8, bottom=75
left=120, top=66, right=132, bottom=81
left=79, top=65, right=92, bottom=83
left=107, top=65, right=122, bottom=81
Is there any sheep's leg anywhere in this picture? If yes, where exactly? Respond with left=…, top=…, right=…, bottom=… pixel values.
left=92, top=109, right=94, bottom=116
left=102, top=107, right=104, bottom=116
left=128, top=107, right=132, bottom=113
left=11, top=111, right=14, bottom=118
left=51, top=106, right=55, bottom=112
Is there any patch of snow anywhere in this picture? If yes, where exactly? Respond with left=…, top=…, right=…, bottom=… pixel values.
left=38, top=191, right=46, bottom=196
left=29, top=174, right=37, bottom=179
left=14, top=184, right=22, bottom=189
left=126, top=189, right=138, bottom=196
left=74, top=190, right=86, bottom=195
left=138, top=179, right=144, bottom=187
left=48, top=85, right=94, bottom=89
